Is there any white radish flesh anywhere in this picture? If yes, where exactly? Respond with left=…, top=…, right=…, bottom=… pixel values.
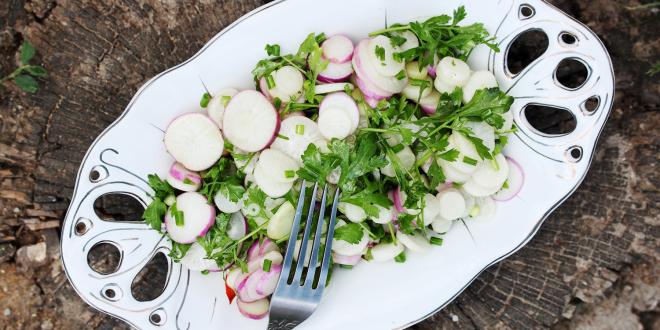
left=435, top=57, right=471, bottom=87
left=469, top=197, right=496, bottom=221
left=270, top=116, right=325, bottom=165
left=255, top=149, right=299, bottom=184
left=293, top=239, right=317, bottom=267
left=433, top=76, right=456, bottom=94
left=370, top=205, right=394, bottom=224
left=396, top=231, right=432, bottom=253
left=226, top=212, right=247, bottom=241
left=271, top=66, right=304, bottom=100
left=381, top=146, right=416, bottom=177
left=164, top=192, right=215, bottom=244
left=166, top=162, right=202, bottom=192
left=180, top=242, right=220, bottom=272
left=239, top=264, right=281, bottom=303
left=247, top=250, right=283, bottom=274
left=462, top=70, right=498, bottom=103
left=318, top=106, right=353, bottom=140
left=436, top=188, right=466, bottom=220
left=439, top=159, right=472, bottom=183
left=430, top=216, right=453, bottom=233
left=338, top=202, right=367, bottom=223
left=214, top=190, right=243, bottom=213
left=223, top=90, right=279, bottom=152
left=370, top=242, right=405, bottom=262
left=266, top=201, right=295, bottom=240
left=232, top=147, right=258, bottom=175
left=395, top=30, right=419, bottom=51
left=402, top=79, right=432, bottom=101
left=315, top=82, right=353, bottom=94
left=318, top=61, right=354, bottom=83
left=493, top=157, right=525, bottom=201
left=332, top=252, right=363, bottom=266
left=419, top=90, right=441, bottom=115
left=421, top=193, right=442, bottom=223
left=406, top=61, right=428, bottom=80
left=321, top=35, right=354, bottom=63
left=368, top=35, right=405, bottom=77
left=225, top=267, right=244, bottom=291
left=464, top=121, right=496, bottom=152
left=471, top=153, right=509, bottom=189
left=451, top=131, right=480, bottom=160
left=320, top=92, right=359, bottom=132
left=353, top=39, right=407, bottom=94
left=207, top=88, right=238, bottom=128
left=353, top=72, right=391, bottom=100
left=253, top=164, right=293, bottom=198
left=237, top=298, right=270, bottom=320
left=462, top=178, right=500, bottom=197
left=332, top=220, right=369, bottom=256
left=164, top=113, right=225, bottom=171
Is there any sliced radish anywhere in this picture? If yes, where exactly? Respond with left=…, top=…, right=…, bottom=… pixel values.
left=353, top=39, right=407, bottom=94
left=237, top=298, right=269, bottom=320
left=320, top=92, right=359, bottom=132
left=207, top=88, right=238, bottom=128
left=338, top=202, right=367, bottom=223
left=225, top=267, right=244, bottom=291
left=470, top=153, right=509, bottom=189
left=270, top=116, right=326, bottom=164
left=166, top=162, right=202, bottom=192
left=321, top=35, right=354, bottom=64
left=381, top=146, right=416, bottom=177
left=438, top=159, right=471, bottom=183
left=435, top=56, right=471, bottom=87
left=402, top=79, right=432, bottom=101
left=293, top=239, right=316, bottom=267
left=227, top=212, right=247, bottom=241
left=239, top=264, right=282, bottom=302
left=370, top=205, right=394, bottom=224
left=451, top=131, right=480, bottom=160
left=223, top=90, right=279, bottom=152
left=394, top=30, right=419, bottom=51
left=259, top=76, right=273, bottom=100
left=315, top=82, right=353, bottom=94
left=266, top=201, right=295, bottom=240
left=436, top=188, right=466, bottom=220
left=396, top=231, right=431, bottom=253
left=406, top=61, right=428, bottom=80
left=180, top=242, right=220, bottom=272
left=493, top=157, right=525, bottom=201
left=468, top=196, right=496, bottom=221
left=214, top=190, right=243, bottom=213
left=464, top=121, right=496, bottom=152
left=232, top=147, right=258, bottom=175
left=353, top=72, right=391, bottom=100
left=318, top=106, right=353, bottom=140
left=164, top=192, right=215, bottom=244
left=332, top=252, right=363, bottom=266
left=318, top=61, right=353, bottom=83
left=255, top=149, right=299, bottom=184
left=370, top=242, right=404, bottom=262
left=164, top=113, right=224, bottom=171
left=420, top=193, right=442, bottom=224
left=368, top=35, right=405, bottom=77
left=247, top=238, right=279, bottom=262
left=430, top=216, right=453, bottom=233
left=462, top=178, right=499, bottom=197
left=390, top=187, right=405, bottom=213
left=446, top=134, right=480, bottom=175
left=462, top=70, right=498, bottom=103
left=332, top=220, right=369, bottom=256
left=253, top=163, right=293, bottom=198
left=418, top=90, right=440, bottom=115
left=272, top=66, right=305, bottom=100
left=247, top=250, right=283, bottom=274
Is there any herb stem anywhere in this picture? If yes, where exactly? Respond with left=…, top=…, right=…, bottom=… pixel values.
left=368, top=25, right=411, bottom=37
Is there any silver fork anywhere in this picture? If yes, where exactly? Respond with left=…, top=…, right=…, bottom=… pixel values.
left=267, top=181, right=340, bottom=330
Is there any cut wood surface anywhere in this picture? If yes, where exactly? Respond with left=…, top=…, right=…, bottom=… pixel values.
left=0, top=0, right=657, bottom=329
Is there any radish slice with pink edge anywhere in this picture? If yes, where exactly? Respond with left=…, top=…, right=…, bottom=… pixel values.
left=164, top=113, right=224, bottom=171
left=353, top=72, right=391, bottom=100
left=493, top=157, right=525, bottom=201
left=238, top=264, right=282, bottom=302
left=164, top=192, right=215, bottom=244
left=258, top=77, right=273, bottom=101
left=225, top=267, right=244, bottom=291
left=237, top=298, right=269, bottom=320
left=226, top=212, right=248, bottom=240
left=368, top=35, right=405, bottom=77
left=180, top=242, right=222, bottom=272
left=247, top=250, right=283, bottom=274
left=214, top=189, right=243, bottom=213
left=247, top=238, right=280, bottom=262
left=321, top=35, right=354, bottom=64
left=320, top=92, right=359, bottom=132
left=271, top=65, right=305, bottom=100
left=270, top=116, right=326, bottom=165
left=166, top=162, right=201, bottom=192
left=436, top=187, right=466, bottom=220
left=207, top=88, right=238, bottom=128
left=418, top=90, right=440, bottom=115
left=332, top=252, right=362, bottom=266
left=318, top=61, right=354, bottom=83
left=352, top=39, right=407, bottom=94
left=370, top=242, right=404, bottom=262
left=223, top=90, right=280, bottom=152
left=315, top=82, right=353, bottom=94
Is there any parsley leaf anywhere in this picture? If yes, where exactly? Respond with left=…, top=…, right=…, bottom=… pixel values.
left=147, top=174, right=174, bottom=200
left=142, top=197, right=167, bottom=231
left=334, top=222, right=364, bottom=244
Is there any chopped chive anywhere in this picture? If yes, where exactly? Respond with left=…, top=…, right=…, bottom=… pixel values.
left=469, top=205, right=480, bottom=217
left=273, top=97, right=282, bottom=109
left=391, top=144, right=405, bottom=153
left=339, top=264, right=353, bottom=269
left=395, top=69, right=406, bottom=80
left=284, top=170, right=295, bottom=178
left=201, top=270, right=210, bottom=275
left=374, top=45, right=385, bottom=61
left=265, top=44, right=280, bottom=57
left=199, top=92, right=211, bottom=108
left=266, top=74, right=276, bottom=89
left=263, top=259, right=272, bottom=272
left=462, top=156, right=478, bottom=166
left=394, top=251, right=406, bottom=263
left=277, top=134, right=289, bottom=140
left=183, top=178, right=194, bottom=185
left=171, top=203, right=185, bottom=227
left=221, top=95, right=231, bottom=107
left=430, top=237, right=444, bottom=246
left=295, top=124, right=305, bottom=135
left=502, top=180, right=509, bottom=189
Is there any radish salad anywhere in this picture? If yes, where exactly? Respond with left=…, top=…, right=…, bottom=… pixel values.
left=142, top=7, right=523, bottom=320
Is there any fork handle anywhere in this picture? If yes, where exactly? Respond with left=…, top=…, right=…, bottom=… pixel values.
left=267, top=317, right=302, bottom=330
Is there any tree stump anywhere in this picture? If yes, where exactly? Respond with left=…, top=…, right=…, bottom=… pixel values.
left=0, top=0, right=657, bottom=329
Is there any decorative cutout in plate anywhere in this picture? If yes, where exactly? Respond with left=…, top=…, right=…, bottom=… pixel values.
left=61, top=0, right=614, bottom=329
